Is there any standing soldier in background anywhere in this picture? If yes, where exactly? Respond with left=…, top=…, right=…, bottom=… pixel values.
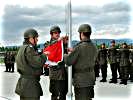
left=4, top=51, right=10, bottom=72
left=44, top=25, right=68, bottom=100
left=43, top=41, right=50, bottom=76
left=94, top=57, right=100, bottom=78
left=108, top=40, right=118, bottom=83
left=4, top=51, right=8, bottom=72
left=119, top=43, right=130, bottom=85
left=117, top=43, right=122, bottom=79
left=9, top=51, right=15, bottom=72
left=64, top=24, right=98, bottom=100
left=129, top=49, right=133, bottom=82
left=97, top=43, right=108, bottom=82
left=15, top=29, right=48, bottom=100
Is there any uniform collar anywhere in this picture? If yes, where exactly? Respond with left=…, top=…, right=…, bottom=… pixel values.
left=80, top=38, right=91, bottom=43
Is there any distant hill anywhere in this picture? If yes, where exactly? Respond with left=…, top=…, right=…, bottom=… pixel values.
left=72, top=38, right=133, bottom=47
left=3, top=38, right=133, bottom=49
left=92, top=38, right=133, bottom=45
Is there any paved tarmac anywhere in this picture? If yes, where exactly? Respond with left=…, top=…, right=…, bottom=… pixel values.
left=0, top=63, right=133, bottom=100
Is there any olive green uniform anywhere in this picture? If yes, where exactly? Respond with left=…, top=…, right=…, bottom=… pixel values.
left=9, top=52, right=15, bottom=72
left=108, top=46, right=118, bottom=83
left=4, top=51, right=10, bottom=72
left=129, top=51, right=133, bottom=82
left=97, top=48, right=108, bottom=82
left=15, top=43, right=47, bottom=100
left=119, top=48, right=130, bottom=85
left=64, top=39, right=98, bottom=100
left=44, top=39, right=68, bottom=100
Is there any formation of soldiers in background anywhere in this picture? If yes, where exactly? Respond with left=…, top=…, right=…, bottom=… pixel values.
left=2, top=39, right=133, bottom=85
left=95, top=40, right=133, bottom=85
left=4, top=51, right=16, bottom=72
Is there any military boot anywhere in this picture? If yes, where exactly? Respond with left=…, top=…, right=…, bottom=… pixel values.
left=131, top=80, right=133, bottom=82
left=109, top=79, right=117, bottom=83
left=120, top=80, right=124, bottom=84
left=51, top=95, right=58, bottom=100
left=100, top=79, right=107, bottom=82
left=123, top=79, right=127, bottom=85
left=120, top=79, right=127, bottom=85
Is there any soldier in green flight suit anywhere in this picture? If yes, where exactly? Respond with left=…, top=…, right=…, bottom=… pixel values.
left=15, top=29, right=48, bottom=100
left=64, top=24, right=98, bottom=100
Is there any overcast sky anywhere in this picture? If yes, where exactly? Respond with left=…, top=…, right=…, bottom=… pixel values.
left=0, top=0, right=133, bottom=46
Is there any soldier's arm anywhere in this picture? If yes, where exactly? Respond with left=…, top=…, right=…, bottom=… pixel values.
left=25, top=46, right=47, bottom=68
left=64, top=46, right=79, bottom=66
left=44, top=41, right=50, bottom=48
left=116, top=49, right=120, bottom=61
left=107, top=49, right=109, bottom=55
left=106, top=49, right=110, bottom=63
left=105, top=49, right=108, bottom=57
left=129, top=51, right=133, bottom=63
left=97, top=50, right=100, bottom=61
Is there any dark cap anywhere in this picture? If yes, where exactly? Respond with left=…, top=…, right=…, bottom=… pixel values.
left=111, top=40, right=115, bottom=43
left=78, top=24, right=92, bottom=33
left=24, top=29, right=39, bottom=39
left=50, top=26, right=61, bottom=33
left=102, top=43, right=105, bottom=46
left=123, top=42, right=127, bottom=46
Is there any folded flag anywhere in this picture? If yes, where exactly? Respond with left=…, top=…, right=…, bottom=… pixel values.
left=43, top=40, right=63, bottom=65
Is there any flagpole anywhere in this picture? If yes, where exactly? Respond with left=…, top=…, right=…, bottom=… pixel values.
left=66, top=0, right=73, bottom=100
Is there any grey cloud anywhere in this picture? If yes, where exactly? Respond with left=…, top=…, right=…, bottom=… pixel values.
left=2, top=5, right=66, bottom=42
left=2, top=1, right=131, bottom=45
left=102, top=2, right=130, bottom=12
left=72, top=2, right=131, bottom=34
left=96, top=24, right=129, bottom=34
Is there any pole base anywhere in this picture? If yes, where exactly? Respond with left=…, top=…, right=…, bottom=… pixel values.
left=66, top=92, right=73, bottom=100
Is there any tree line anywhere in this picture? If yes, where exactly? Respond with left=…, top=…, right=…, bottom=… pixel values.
left=0, top=46, right=19, bottom=52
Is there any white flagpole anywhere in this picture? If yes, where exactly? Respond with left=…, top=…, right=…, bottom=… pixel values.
left=66, top=0, right=73, bottom=100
